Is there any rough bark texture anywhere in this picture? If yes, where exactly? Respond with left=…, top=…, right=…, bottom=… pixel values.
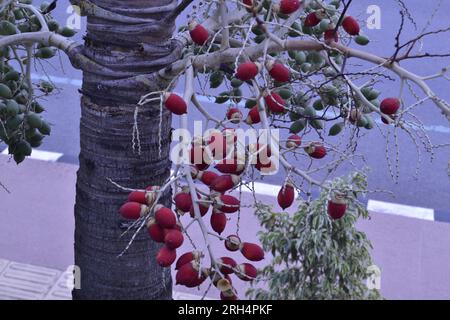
left=72, top=0, right=179, bottom=300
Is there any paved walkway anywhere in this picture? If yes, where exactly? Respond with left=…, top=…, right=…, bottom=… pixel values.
left=0, top=259, right=71, bottom=300
left=0, top=259, right=207, bottom=300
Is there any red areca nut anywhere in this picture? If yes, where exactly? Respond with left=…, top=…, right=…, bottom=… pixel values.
left=328, top=192, right=347, bottom=220
left=156, top=246, right=177, bottom=267
left=154, top=205, right=177, bottom=228
left=380, top=97, right=400, bottom=115
left=127, top=190, right=158, bottom=207
left=164, top=229, right=184, bottom=249
left=235, top=263, right=258, bottom=281
left=174, top=187, right=193, bottom=213
left=119, top=202, right=150, bottom=220
left=175, top=250, right=204, bottom=270
left=245, top=105, right=262, bottom=124
left=197, top=170, right=219, bottom=186
left=226, top=107, right=243, bottom=124
left=210, top=210, right=227, bottom=234
left=188, top=20, right=209, bottom=45
left=235, top=61, right=261, bottom=81
left=304, top=11, right=321, bottom=27
left=342, top=16, right=360, bottom=36
left=266, top=60, right=290, bottom=83
left=278, top=0, right=301, bottom=15
left=305, top=142, right=327, bottom=159
left=210, top=174, right=241, bottom=193
left=146, top=218, right=165, bottom=242
left=213, top=194, right=241, bottom=213
left=240, top=242, right=264, bottom=261
left=264, top=91, right=286, bottom=114
left=286, top=134, right=302, bottom=149
left=277, top=182, right=295, bottom=209
left=164, top=93, right=187, bottom=115
left=218, top=257, right=237, bottom=274
left=176, top=261, right=208, bottom=287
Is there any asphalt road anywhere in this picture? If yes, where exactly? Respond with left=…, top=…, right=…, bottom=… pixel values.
left=2, top=1, right=449, bottom=218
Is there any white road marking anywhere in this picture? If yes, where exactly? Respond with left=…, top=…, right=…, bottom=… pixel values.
left=31, top=73, right=82, bottom=87
left=1, top=148, right=63, bottom=162
left=367, top=199, right=434, bottom=221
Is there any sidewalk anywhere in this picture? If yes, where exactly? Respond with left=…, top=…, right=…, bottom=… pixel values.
left=1, top=155, right=450, bottom=300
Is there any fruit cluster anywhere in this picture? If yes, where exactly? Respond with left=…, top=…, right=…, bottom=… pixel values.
left=176, top=3, right=390, bottom=160
left=181, top=0, right=382, bottom=138
left=119, top=183, right=265, bottom=300
left=0, top=0, right=76, bottom=163
left=159, top=1, right=381, bottom=218
left=117, top=0, right=406, bottom=298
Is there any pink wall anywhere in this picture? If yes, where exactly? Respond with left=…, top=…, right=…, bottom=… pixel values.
left=358, top=213, right=450, bottom=299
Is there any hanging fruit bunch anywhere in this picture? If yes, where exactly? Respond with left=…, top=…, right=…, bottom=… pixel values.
left=120, top=0, right=447, bottom=300
left=127, top=0, right=390, bottom=299
left=0, top=0, right=76, bottom=163
left=118, top=180, right=265, bottom=300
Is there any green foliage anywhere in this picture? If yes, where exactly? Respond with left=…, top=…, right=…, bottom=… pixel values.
left=247, top=172, right=382, bottom=300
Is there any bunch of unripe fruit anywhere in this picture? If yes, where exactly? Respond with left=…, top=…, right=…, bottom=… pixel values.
left=119, top=182, right=265, bottom=300
left=0, top=0, right=77, bottom=38
left=0, top=65, right=52, bottom=164
left=0, top=0, right=77, bottom=164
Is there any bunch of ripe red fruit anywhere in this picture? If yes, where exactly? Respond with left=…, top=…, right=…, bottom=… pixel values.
left=120, top=0, right=386, bottom=298
left=119, top=182, right=265, bottom=300
left=304, top=12, right=361, bottom=41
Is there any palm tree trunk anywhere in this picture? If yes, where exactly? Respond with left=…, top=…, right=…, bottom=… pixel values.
left=72, top=0, right=179, bottom=299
